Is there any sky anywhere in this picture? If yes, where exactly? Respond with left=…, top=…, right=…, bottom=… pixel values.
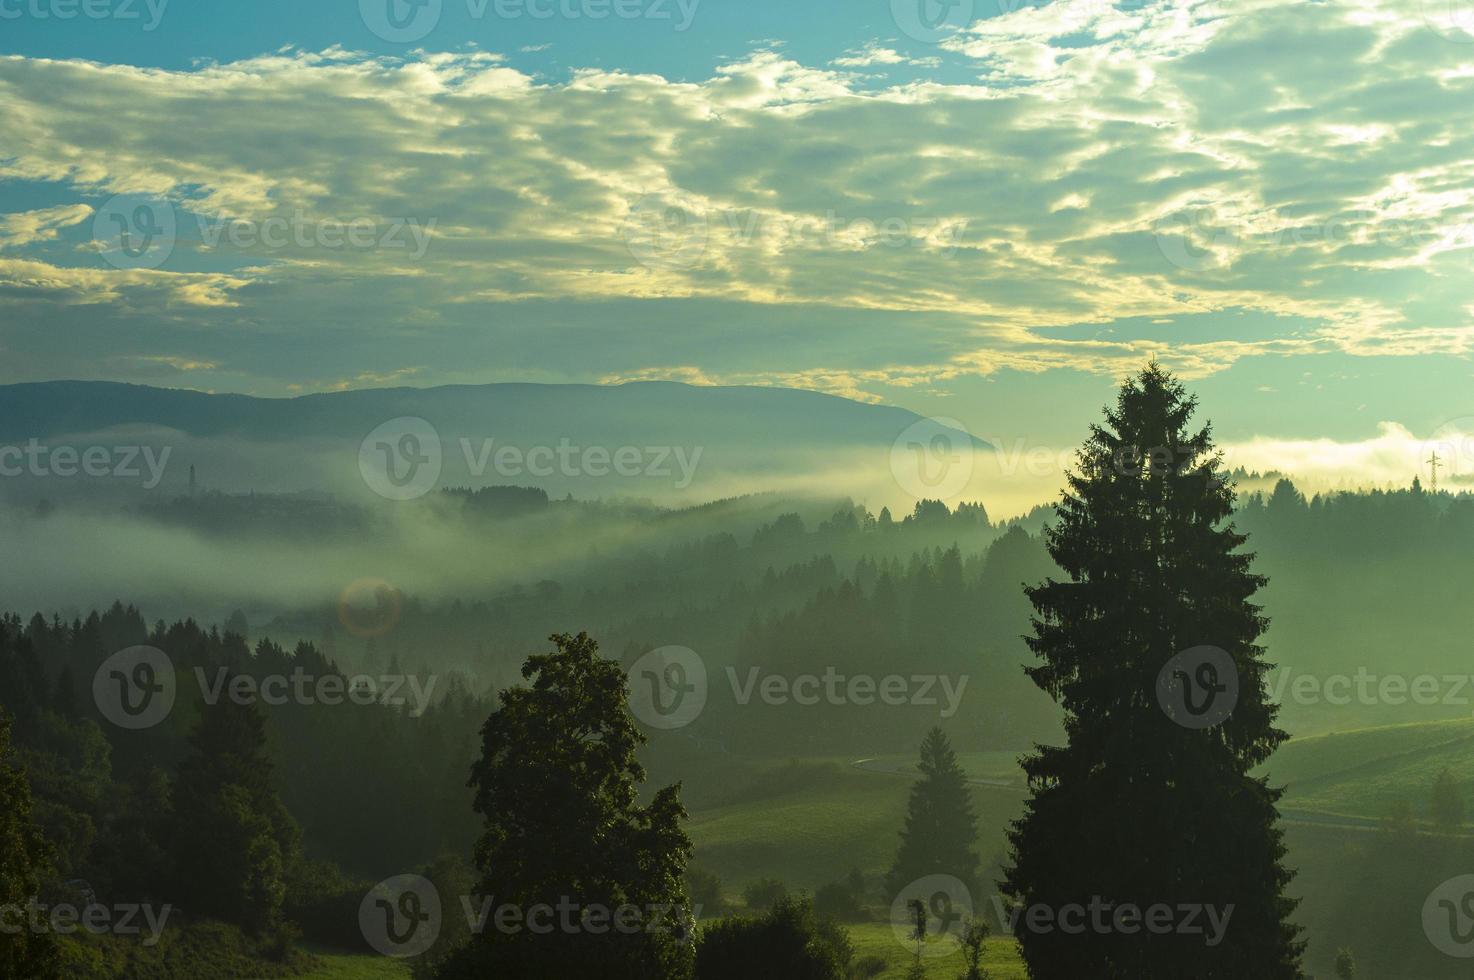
left=3, top=0, right=1474, bottom=489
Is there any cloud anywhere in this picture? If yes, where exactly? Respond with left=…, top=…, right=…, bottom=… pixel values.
left=600, top=365, right=722, bottom=386
left=126, top=355, right=222, bottom=372
left=1219, top=419, right=1474, bottom=494
left=831, top=42, right=940, bottom=68
left=0, top=205, right=94, bottom=249
left=0, top=0, right=1471, bottom=399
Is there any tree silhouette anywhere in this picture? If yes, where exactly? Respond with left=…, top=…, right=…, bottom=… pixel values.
left=0, top=709, right=61, bottom=978
left=171, top=694, right=301, bottom=935
left=885, top=727, right=979, bottom=901
left=1003, top=364, right=1303, bottom=977
left=436, top=632, right=693, bottom=978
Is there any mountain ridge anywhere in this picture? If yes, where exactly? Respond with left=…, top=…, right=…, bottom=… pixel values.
left=0, top=379, right=990, bottom=450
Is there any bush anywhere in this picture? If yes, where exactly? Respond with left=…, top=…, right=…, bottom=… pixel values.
left=56, top=919, right=307, bottom=979
left=282, top=859, right=369, bottom=951
left=696, top=897, right=852, bottom=980
left=427, top=928, right=692, bottom=980
left=742, top=877, right=788, bottom=911
left=686, top=867, right=727, bottom=917
left=813, top=869, right=866, bottom=922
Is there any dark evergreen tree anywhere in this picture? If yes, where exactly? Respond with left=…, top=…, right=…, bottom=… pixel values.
left=51, top=665, right=77, bottom=720
left=1003, top=364, right=1303, bottom=978
left=171, top=694, right=300, bottom=935
left=434, top=632, right=693, bottom=979
left=0, top=709, right=61, bottom=979
left=884, top=727, right=979, bottom=899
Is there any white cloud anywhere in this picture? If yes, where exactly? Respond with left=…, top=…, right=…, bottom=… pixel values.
left=0, top=205, right=93, bottom=250
left=0, top=0, right=1472, bottom=395
left=1219, top=419, right=1474, bottom=494
left=832, top=42, right=940, bottom=68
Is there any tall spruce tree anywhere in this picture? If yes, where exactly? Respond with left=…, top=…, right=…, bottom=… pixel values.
left=1003, top=364, right=1303, bottom=978
left=884, top=727, right=979, bottom=899
left=0, top=709, right=61, bottom=979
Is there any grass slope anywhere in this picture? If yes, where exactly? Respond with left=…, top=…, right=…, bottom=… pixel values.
left=684, top=759, right=1024, bottom=892
left=1266, top=716, right=1474, bottom=821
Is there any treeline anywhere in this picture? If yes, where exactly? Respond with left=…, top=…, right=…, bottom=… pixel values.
left=0, top=607, right=488, bottom=947
left=712, top=529, right=1060, bottom=753
left=1239, top=479, right=1474, bottom=729
left=1, top=621, right=990, bottom=979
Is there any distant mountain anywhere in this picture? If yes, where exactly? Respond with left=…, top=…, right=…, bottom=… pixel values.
left=0, top=380, right=989, bottom=502
left=0, top=380, right=987, bottom=450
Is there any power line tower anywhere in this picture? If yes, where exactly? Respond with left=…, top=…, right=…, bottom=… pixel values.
left=1428, top=450, right=1442, bottom=493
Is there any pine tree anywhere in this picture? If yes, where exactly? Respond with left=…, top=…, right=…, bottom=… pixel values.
left=885, top=727, right=979, bottom=899
left=435, top=632, right=693, bottom=979
left=1003, top=364, right=1303, bottom=978
left=0, top=709, right=61, bottom=979
left=52, top=665, right=77, bottom=720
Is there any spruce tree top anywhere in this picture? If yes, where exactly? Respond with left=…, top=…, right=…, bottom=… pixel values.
left=1024, top=362, right=1286, bottom=775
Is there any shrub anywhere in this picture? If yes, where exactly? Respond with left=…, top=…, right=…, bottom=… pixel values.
left=686, top=867, right=727, bottom=917
left=696, top=896, right=851, bottom=980
left=813, top=869, right=866, bottom=922
left=742, top=877, right=788, bottom=911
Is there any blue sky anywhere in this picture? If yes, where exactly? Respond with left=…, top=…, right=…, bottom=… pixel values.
left=3, top=0, right=1474, bottom=494
left=1, top=0, right=956, bottom=76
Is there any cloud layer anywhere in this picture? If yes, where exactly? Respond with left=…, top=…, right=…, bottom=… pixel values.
left=1, top=0, right=1472, bottom=408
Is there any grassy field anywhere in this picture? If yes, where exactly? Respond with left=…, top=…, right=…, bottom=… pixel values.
left=679, top=724, right=1474, bottom=979
left=285, top=720, right=1474, bottom=979
left=293, top=949, right=410, bottom=979
left=296, top=928, right=1028, bottom=979
left=846, top=923, right=1026, bottom=979
left=684, top=759, right=1025, bottom=892
left=1265, top=716, right=1474, bottom=820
